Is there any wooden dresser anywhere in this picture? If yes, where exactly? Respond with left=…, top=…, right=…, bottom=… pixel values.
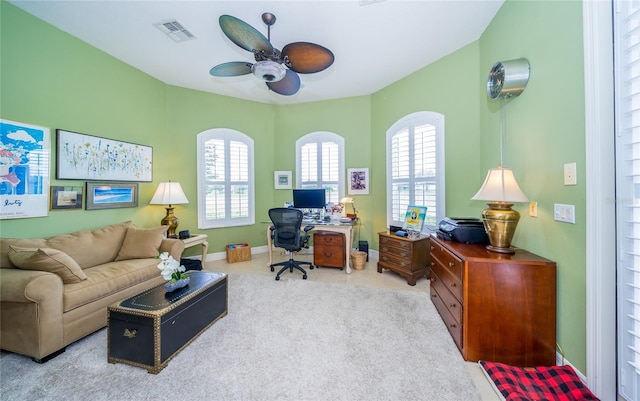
left=429, top=234, right=556, bottom=367
left=313, top=231, right=346, bottom=269
left=377, top=232, right=430, bottom=286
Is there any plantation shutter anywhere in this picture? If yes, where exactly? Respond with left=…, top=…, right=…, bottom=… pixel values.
left=388, top=117, right=439, bottom=229
left=616, top=1, right=640, bottom=399
left=299, top=138, right=340, bottom=204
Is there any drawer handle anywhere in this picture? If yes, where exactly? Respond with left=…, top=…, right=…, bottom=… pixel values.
left=449, top=303, right=457, bottom=308
left=430, top=246, right=435, bottom=251
left=448, top=262, right=455, bottom=267
left=123, top=328, right=137, bottom=339
left=449, top=323, right=457, bottom=328
left=449, top=283, right=457, bottom=288
left=430, top=262, right=435, bottom=267
left=400, top=252, right=409, bottom=257
left=323, top=252, right=333, bottom=257
left=325, top=238, right=334, bottom=243
left=382, top=256, right=389, bottom=261
left=382, top=247, right=388, bottom=252
left=431, top=294, right=437, bottom=298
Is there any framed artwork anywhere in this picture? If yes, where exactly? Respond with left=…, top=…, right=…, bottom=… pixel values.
left=86, top=182, right=138, bottom=210
left=347, top=168, right=369, bottom=195
left=56, top=129, right=152, bottom=182
left=0, top=119, right=50, bottom=220
left=402, top=205, right=427, bottom=232
left=274, top=171, right=292, bottom=189
left=50, top=186, right=83, bottom=210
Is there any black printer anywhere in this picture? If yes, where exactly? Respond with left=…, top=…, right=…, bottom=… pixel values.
left=437, top=217, right=489, bottom=244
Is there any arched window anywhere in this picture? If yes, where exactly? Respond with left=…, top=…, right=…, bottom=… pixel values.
left=386, top=111, right=445, bottom=232
left=296, top=131, right=344, bottom=205
left=197, top=128, right=254, bottom=228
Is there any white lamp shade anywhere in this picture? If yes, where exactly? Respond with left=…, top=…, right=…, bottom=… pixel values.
left=471, top=168, right=528, bottom=202
left=150, top=182, right=189, bottom=205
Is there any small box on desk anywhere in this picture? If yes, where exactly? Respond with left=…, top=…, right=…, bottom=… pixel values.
left=226, top=243, right=251, bottom=263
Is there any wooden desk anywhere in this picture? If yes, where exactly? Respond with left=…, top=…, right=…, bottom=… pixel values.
left=266, top=222, right=355, bottom=274
left=181, top=234, right=208, bottom=262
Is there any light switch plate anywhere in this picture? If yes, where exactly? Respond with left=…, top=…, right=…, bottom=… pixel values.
left=554, top=203, right=575, bottom=224
left=564, top=163, right=577, bottom=185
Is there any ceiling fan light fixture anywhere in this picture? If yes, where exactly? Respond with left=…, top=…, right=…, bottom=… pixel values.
left=251, top=60, right=286, bottom=82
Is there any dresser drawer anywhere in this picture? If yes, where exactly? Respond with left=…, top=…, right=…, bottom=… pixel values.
left=430, top=258, right=462, bottom=302
left=430, top=269, right=462, bottom=324
left=430, top=242, right=463, bottom=281
left=430, top=279, right=463, bottom=350
left=379, top=235, right=412, bottom=253
left=379, top=253, right=413, bottom=270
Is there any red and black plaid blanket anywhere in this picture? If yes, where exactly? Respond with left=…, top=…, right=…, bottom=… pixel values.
left=479, top=360, right=600, bottom=401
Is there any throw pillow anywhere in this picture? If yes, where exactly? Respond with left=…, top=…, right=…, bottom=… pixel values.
left=115, top=225, right=169, bottom=261
left=8, top=246, right=88, bottom=284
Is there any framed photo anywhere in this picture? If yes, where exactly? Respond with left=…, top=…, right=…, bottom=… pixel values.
left=402, top=205, right=427, bottom=232
left=50, top=186, right=83, bottom=210
left=274, top=171, right=292, bottom=189
left=0, top=119, right=50, bottom=220
left=347, top=168, right=369, bottom=195
left=56, top=129, right=152, bottom=182
left=86, top=182, right=138, bottom=210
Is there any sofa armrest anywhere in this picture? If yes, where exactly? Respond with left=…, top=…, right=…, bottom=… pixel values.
left=0, top=268, right=63, bottom=303
left=159, top=238, right=185, bottom=261
left=0, top=268, right=64, bottom=359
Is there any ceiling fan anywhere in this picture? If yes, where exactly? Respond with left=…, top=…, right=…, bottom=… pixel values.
left=209, top=13, right=335, bottom=96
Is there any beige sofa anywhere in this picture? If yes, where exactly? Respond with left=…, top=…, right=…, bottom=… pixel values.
left=0, top=221, right=185, bottom=362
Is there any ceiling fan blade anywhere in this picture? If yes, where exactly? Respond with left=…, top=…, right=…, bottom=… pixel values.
left=219, top=15, right=273, bottom=53
left=282, top=42, right=335, bottom=74
left=266, top=70, right=301, bottom=96
left=209, top=62, right=253, bottom=77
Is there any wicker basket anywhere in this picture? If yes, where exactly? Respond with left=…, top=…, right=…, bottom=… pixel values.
left=226, top=244, right=251, bottom=263
left=350, top=251, right=367, bottom=270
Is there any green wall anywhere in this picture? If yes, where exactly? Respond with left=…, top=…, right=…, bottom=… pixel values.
left=1, top=0, right=589, bottom=373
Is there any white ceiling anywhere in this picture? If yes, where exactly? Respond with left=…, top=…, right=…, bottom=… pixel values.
left=8, top=0, right=504, bottom=105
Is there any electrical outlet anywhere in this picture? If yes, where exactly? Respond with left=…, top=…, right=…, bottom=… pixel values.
left=554, top=203, right=575, bottom=224
left=529, top=201, right=538, bottom=217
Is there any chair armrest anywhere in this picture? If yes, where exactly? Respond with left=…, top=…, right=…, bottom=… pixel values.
left=304, top=225, right=315, bottom=232
left=159, top=238, right=185, bottom=260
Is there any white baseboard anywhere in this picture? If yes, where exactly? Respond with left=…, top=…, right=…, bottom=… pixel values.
left=556, top=352, right=587, bottom=384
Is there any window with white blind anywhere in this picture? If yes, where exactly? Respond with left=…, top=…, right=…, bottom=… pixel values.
left=386, top=111, right=445, bottom=231
left=295, top=132, right=344, bottom=205
left=616, top=1, right=640, bottom=399
left=196, top=128, right=254, bottom=229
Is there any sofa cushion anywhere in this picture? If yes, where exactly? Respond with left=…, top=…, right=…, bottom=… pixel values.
left=115, top=225, right=169, bottom=261
left=63, top=259, right=162, bottom=312
left=1, top=221, right=133, bottom=270
left=8, top=246, right=88, bottom=284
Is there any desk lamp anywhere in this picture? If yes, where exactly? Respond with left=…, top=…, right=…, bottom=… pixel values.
left=340, top=197, right=357, bottom=220
left=150, top=182, right=189, bottom=238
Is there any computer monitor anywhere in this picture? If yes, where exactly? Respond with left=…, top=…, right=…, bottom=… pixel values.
left=292, top=189, right=326, bottom=209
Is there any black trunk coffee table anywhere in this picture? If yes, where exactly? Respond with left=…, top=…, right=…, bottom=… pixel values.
left=107, top=271, right=228, bottom=373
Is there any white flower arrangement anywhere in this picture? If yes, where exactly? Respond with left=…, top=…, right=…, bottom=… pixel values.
left=157, top=252, right=187, bottom=283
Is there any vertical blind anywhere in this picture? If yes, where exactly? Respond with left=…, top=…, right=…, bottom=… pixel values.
left=616, top=0, right=640, bottom=399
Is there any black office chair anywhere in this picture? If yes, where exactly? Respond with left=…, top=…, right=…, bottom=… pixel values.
left=269, top=208, right=315, bottom=280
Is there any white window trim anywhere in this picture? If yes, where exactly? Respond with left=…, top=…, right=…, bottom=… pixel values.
left=196, top=128, right=255, bottom=229
left=385, top=111, right=445, bottom=232
left=582, top=0, right=616, bottom=399
left=295, top=131, right=345, bottom=200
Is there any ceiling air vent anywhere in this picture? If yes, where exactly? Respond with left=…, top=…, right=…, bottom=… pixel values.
left=154, top=19, right=196, bottom=42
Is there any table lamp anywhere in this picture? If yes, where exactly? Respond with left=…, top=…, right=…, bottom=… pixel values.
left=471, top=166, right=528, bottom=253
left=340, top=197, right=357, bottom=219
left=150, top=182, right=189, bottom=238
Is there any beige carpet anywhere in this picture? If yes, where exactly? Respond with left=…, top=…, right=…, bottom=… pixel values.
left=0, top=273, right=481, bottom=401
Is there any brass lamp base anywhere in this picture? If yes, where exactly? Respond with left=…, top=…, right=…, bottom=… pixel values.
left=481, top=201, right=521, bottom=254
left=161, top=206, right=179, bottom=238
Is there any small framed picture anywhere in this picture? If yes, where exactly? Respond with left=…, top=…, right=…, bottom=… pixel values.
left=50, top=186, right=83, bottom=210
left=274, top=171, right=292, bottom=189
left=347, top=168, right=369, bottom=195
left=86, top=182, right=138, bottom=210
left=402, top=205, right=427, bottom=232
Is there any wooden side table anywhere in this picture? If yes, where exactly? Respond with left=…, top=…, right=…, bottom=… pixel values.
left=181, top=234, right=208, bottom=262
left=377, top=231, right=430, bottom=286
